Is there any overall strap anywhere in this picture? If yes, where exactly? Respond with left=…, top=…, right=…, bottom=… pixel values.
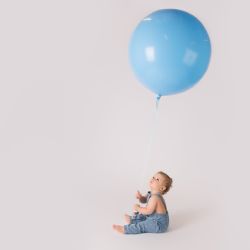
left=146, top=191, right=152, bottom=203
left=158, top=194, right=167, bottom=212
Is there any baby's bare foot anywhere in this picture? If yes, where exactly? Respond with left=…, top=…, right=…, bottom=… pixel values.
left=124, top=214, right=131, bottom=224
left=112, top=224, right=125, bottom=234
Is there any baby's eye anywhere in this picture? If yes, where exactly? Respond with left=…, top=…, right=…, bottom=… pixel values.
left=156, top=178, right=159, bottom=181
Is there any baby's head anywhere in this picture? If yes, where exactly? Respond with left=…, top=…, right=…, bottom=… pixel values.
left=149, top=171, right=173, bottom=195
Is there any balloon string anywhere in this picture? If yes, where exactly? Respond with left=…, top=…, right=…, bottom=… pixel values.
left=147, top=94, right=161, bottom=168
left=139, top=94, right=161, bottom=192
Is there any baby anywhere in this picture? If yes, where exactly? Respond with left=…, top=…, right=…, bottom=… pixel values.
left=113, top=171, right=173, bottom=234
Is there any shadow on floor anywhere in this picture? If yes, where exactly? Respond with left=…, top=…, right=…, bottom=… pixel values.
left=168, top=207, right=211, bottom=232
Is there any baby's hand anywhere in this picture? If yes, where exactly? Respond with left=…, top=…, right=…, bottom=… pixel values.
left=135, top=190, right=142, bottom=200
left=133, top=203, right=140, bottom=212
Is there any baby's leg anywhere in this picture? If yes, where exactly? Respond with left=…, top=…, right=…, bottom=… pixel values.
left=124, top=218, right=160, bottom=234
left=130, top=213, right=147, bottom=224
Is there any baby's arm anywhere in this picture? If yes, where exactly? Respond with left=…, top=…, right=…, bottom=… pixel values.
left=135, top=196, right=157, bottom=215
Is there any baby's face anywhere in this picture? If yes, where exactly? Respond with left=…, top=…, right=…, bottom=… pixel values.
left=149, top=173, right=166, bottom=193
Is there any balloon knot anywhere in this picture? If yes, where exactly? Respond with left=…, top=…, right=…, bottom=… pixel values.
left=155, top=94, right=161, bottom=101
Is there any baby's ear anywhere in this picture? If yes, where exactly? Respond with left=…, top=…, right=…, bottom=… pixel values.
left=161, top=186, right=166, bottom=192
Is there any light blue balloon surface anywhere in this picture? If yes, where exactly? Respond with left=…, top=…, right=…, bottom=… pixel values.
left=129, top=9, right=211, bottom=96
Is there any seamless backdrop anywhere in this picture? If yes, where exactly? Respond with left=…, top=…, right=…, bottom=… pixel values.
left=0, top=1, right=249, bottom=250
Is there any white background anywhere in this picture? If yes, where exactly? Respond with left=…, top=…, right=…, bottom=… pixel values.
left=0, top=1, right=249, bottom=249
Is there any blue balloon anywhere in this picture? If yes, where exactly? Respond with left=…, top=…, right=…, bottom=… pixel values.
left=129, top=9, right=211, bottom=97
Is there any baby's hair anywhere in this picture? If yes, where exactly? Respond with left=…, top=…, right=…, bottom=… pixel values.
left=158, top=171, right=173, bottom=195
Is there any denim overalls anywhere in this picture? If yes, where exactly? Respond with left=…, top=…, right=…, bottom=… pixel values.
left=124, top=191, right=169, bottom=234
